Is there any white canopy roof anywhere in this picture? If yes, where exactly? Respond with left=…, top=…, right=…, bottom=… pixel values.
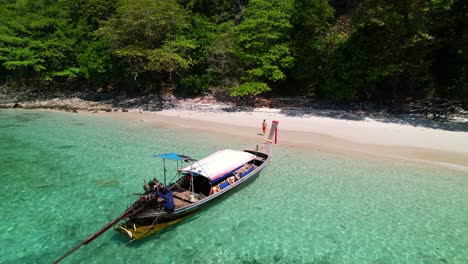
left=180, top=149, right=256, bottom=182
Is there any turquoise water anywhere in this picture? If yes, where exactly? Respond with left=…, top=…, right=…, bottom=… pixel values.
left=0, top=109, right=467, bottom=264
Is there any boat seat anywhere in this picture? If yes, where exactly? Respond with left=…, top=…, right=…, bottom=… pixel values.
left=219, top=180, right=229, bottom=189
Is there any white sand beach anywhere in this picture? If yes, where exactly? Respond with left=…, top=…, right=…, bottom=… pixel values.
left=89, top=106, right=468, bottom=174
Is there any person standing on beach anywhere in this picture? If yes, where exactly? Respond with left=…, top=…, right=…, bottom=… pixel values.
left=262, top=119, right=267, bottom=135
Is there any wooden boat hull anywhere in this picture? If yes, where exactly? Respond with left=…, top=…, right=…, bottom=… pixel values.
left=116, top=143, right=272, bottom=239
left=115, top=217, right=188, bottom=240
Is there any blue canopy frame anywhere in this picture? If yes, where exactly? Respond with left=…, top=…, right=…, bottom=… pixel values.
left=153, top=153, right=196, bottom=185
left=154, top=153, right=195, bottom=161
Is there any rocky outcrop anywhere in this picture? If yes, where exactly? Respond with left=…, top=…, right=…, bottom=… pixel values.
left=0, top=86, right=466, bottom=126
left=0, top=97, right=111, bottom=111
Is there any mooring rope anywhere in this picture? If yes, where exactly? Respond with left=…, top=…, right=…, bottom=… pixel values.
left=131, top=213, right=162, bottom=241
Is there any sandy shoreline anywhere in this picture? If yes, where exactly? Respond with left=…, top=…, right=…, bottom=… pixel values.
left=78, top=107, right=468, bottom=174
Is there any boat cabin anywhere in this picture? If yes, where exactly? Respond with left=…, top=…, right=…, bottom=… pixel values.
left=163, top=149, right=260, bottom=208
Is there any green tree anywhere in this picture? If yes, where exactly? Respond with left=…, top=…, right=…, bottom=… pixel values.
left=190, top=20, right=244, bottom=95
left=178, top=14, right=219, bottom=94
left=231, top=0, right=295, bottom=96
left=323, top=0, right=436, bottom=101
left=0, top=0, right=81, bottom=83
left=178, top=0, right=247, bottom=23
left=76, top=37, right=116, bottom=84
left=290, top=0, right=334, bottom=95
left=427, top=0, right=467, bottom=101
left=98, top=0, right=195, bottom=88
left=64, top=0, right=117, bottom=31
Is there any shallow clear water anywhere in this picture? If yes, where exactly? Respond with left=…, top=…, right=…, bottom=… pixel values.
left=0, top=109, right=467, bottom=264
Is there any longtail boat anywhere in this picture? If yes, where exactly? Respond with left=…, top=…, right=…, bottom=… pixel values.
left=53, top=120, right=278, bottom=263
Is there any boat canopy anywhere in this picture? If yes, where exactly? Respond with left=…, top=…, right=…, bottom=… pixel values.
left=154, top=153, right=195, bottom=161
left=179, top=149, right=256, bottom=183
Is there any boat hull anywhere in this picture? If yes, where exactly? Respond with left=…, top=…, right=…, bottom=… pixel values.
left=116, top=217, right=188, bottom=240
left=116, top=143, right=272, bottom=239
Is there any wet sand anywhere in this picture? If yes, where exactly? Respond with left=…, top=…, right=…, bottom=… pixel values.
left=82, top=108, right=468, bottom=174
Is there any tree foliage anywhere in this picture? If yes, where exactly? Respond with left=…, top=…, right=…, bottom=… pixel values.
left=98, top=0, right=195, bottom=86
left=231, top=0, right=295, bottom=96
left=322, top=0, right=466, bottom=101
left=0, top=0, right=465, bottom=102
left=0, top=0, right=78, bottom=81
left=290, top=0, right=334, bottom=95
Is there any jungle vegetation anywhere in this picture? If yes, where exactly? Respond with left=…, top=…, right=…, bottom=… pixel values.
left=0, top=0, right=466, bottom=102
